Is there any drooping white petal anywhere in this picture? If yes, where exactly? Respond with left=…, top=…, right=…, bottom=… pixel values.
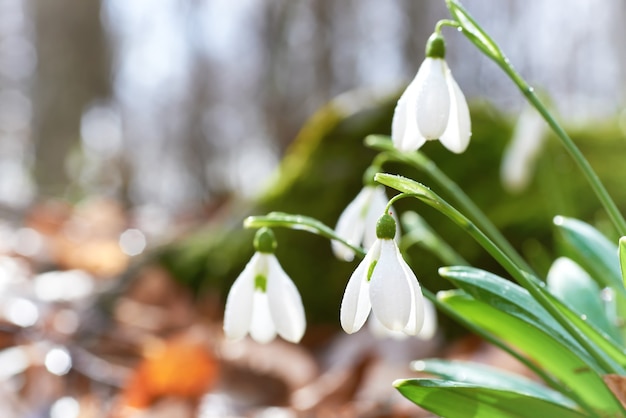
left=223, top=253, right=260, bottom=340
left=416, top=298, right=437, bottom=340
left=415, top=58, right=450, bottom=140
left=340, top=240, right=381, bottom=333
left=369, top=240, right=412, bottom=331
left=397, top=247, right=425, bottom=335
left=500, top=105, right=546, bottom=193
left=249, top=291, right=277, bottom=343
left=439, top=62, right=471, bottom=153
left=368, top=313, right=409, bottom=340
left=331, top=187, right=372, bottom=261
left=265, top=254, right=306, bottom=343
left=392, top=77, right=426, bottom=152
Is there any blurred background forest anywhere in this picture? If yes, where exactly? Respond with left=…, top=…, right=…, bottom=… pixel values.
left=1, top=0, right=626, bottom=417
left=1, top=0, right=625, bottom=215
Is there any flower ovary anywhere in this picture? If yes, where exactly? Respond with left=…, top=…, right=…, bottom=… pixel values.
left=425, top=32, right=446, bottom=59
left=254, top=227, right=277, bottom=253
left=376, top=213, right=396, bottom=240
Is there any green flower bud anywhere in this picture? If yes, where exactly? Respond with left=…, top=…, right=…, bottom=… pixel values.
left=254, top=227, right=277, bottom=253
left=376, top=213, right=396, bottom=240
left=425, top=32, right=446, bottom=59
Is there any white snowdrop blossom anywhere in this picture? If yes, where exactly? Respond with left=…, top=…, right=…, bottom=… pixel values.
left=500, top=105, right=546, bottom=193
left=340, top=214, right=425, bottom=336
left=332, top=184, right=398, bottom=262
left=223, top=228, right=306, bottom=344
left=392, top=33, right=471, bottom=154
left=369, top=297, right=437, bottom=340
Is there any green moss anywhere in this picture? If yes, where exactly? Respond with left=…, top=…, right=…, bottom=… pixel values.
left=157, top=88, right=626, bottom=328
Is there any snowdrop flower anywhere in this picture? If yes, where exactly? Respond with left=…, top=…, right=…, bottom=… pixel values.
left=500, top=104, right=546, bottom=193
left=223, top=228, right=306, bottom=344
left=392, top=32, right=471, bottom=154
left=369, top=298, right=437, bottom=340
left=341, top=213, right=425, bottom=336
left=332, top=176, right=399, bottom=261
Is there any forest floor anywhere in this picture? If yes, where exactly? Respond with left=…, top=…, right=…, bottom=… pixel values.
left=0, top=197, right=534, bottom=418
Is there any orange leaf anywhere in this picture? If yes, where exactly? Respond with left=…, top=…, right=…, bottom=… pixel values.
left=122, top=337, right=218, bottom=409
left=604, top=374, right=626, bottom=409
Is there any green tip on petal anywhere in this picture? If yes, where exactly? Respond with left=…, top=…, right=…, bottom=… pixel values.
left=254, top=274, right=267, bottom=292
left=254, top=227, right=277, bottom=253
left=425, top=32, right=446, bottom=59
left=376, top=213, right=396, bottom=240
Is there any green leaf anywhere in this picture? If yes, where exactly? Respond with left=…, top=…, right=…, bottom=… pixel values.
left=554, top=216, right=623, bottom=293
left=445, top=0, right=504, bottom=62
left=395, top=378, right=589, bottom=418
left=533, top=281, right=626, bottom=369
left=619, top=237, right=626, bottom=286
left=244, top=212, right=366, bottom=257
left=410, top=359, right=576, bottom=408
left=438, top=290, right=623, bottom=414
left=440, top=265, right=626, bottom=372
left=439, top=266, right=592, bottom=362
left=547, top=257, right=621, bottom=342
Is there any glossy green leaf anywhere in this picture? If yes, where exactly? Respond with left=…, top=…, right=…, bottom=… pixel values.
left=440, top=266, right=626, bottom=373
left=244, top=212, right=366, bottom=257
left=547, top=257, right=621, bottom=342
left=619, top=237, right=626, bottom=286
left=395, top=378, right=589, bottom=418
left=438, top=290, right=623, bottom=414
left=554, top=216, right=623, bottom=293
left=445, top=0, right=504, bottom=62
left=533, top=280, right=626, bottom=369
left=439, top=266, right=591, bottom=361
left=410, top=359, right=576, bottom=408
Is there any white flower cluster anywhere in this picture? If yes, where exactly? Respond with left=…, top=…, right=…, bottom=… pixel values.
left=223, top=31, right=471, bottom=344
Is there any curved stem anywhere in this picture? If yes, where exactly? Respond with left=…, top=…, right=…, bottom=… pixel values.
left=446, top=0, right=626, bottom=236
left=245, top=212, right=367, bottom=258
left=435, top=19, right=460, bottom=34
left=504, top=70, right=626, bottom=236
left=376, top=173, right=625, bottom=376
left=366, top=135, right=535, bottom=276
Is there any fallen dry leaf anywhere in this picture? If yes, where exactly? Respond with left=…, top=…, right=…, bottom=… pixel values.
left=604, top=374, right=626, bottom=409
left=120, top=334, right=218, bottom=410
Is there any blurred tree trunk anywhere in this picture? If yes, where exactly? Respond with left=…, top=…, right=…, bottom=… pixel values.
left=32, top=0, right=111, bottom=197
left=401, top=0, right=438, bottom=71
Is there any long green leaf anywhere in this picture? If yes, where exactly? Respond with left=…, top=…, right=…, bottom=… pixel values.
left=244, top=212, right=366, bottom=257
left=547, top=257, right=621, bottom=342
left=441, top=265, right=626, bottom=371
left=395, top=378, right=589, bottom=418
left=410, top=359, right=577, bottom=408
left=619, top=236, right=626, bottom=287
left=554, top=216, right=623, bottom=293
left=438, top=290, right=623, bottom=414
left=377, top=172, right=624, bottom=375
left=534, top=281, right=626, bottom=369
left=439, top=266, right=593, bottom=363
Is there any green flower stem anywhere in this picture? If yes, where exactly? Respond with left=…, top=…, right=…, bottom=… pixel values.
left=434, top=19, right=460, bottom=34
left=423, top=288, right=598, bottom=415
left=376, top=173, right=625, bottom=376
left=244, top=212, right=367, bottom=258
left=446, top=0, right=626, bottom=236
left=366, top=135, right=534, bottom=276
